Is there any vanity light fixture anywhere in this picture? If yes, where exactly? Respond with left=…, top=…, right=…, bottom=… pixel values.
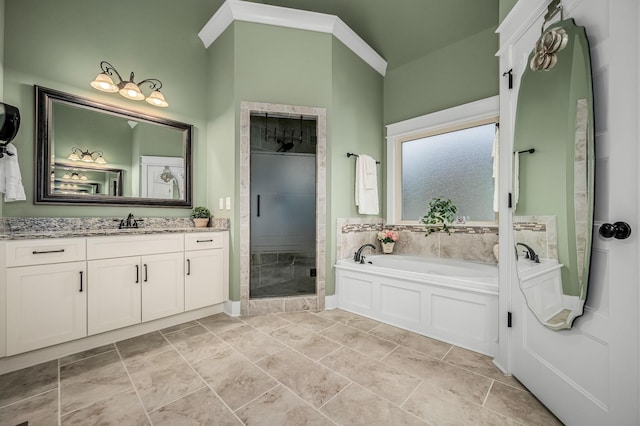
left=90, top=61, right=169, bottom=107
left=67, top=147, right=107, bottom=164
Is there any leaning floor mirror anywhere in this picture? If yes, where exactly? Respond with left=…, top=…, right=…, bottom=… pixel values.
left=512, top=6, right=595, bottom=330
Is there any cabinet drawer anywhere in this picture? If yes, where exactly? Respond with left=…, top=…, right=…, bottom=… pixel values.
left=184, top=232, right=225, bottom=251
left=87, top=233, right=184, bottom=259
left=6, top=238, right=86, bottom=267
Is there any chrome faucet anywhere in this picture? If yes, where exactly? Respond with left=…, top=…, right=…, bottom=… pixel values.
left=354, top=243, right=376, bottom=263
left=516, top=242, right=540, bottom=263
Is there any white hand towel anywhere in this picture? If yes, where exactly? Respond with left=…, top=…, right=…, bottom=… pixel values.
left=0, top=143, right=26, bottom=202
left=355, top=154, right=379, bottom=215
left=492, top=126, right=500, bottom=212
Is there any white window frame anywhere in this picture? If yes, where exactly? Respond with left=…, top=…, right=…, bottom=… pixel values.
left=385, top=96, right=500, bottom=224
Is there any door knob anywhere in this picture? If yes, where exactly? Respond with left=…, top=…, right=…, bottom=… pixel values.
left=599, top=222, right=632, bottom=239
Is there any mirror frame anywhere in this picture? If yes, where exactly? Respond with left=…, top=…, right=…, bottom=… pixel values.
left=35, top=85, right=193, bottom=207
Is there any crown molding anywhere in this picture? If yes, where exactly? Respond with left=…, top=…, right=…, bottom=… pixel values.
left=198, top=0, right=387, bottom=76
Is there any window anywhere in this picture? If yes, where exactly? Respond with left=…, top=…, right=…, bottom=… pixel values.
left=386, top=96, right=499, bottom=224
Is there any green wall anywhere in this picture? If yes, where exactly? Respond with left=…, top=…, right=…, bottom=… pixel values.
left=2, top=0, right=219, bottom=217
left=499, top=0, right=519, bottom=23
left=383, top=26, right=499, bottom=125
left=205, top=22, right=383, bottom=300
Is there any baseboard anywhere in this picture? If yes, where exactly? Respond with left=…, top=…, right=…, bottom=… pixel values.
left=225, top=300, right=241, bottom=317
left=325, top=294, right=338, bottom=310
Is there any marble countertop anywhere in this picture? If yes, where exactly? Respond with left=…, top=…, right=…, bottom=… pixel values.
left=0, top=217, right=231, bottom=240
left=0, top=227, right=227, bottom=240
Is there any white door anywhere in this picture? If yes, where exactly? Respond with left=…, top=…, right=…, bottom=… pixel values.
left=88, top=257, right=142, bottom=335
left=141, top=252, right=184, bottom=322
left=6, top=262, right=87, bottom=355
left=503, top=1, right=639, bottom=424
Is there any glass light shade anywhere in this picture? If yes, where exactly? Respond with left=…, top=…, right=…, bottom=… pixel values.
left=62, top=171, right=71, bottom=179
left=145, top=90, right=169, bottom=107
left=67, top=152, right=81, bottom=161
left=81, top=153, right=94, bottom=162
left=119, top=82, right=145, bottom=100
left=94, top=154, right=107, bottom=164
left=71, top=172, right=80, bottom=180
left=80, top=174, right=88, bottom=181
left=90, top=73, right=119, bottom=93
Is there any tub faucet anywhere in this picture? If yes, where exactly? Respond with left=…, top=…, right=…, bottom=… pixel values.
left=516, top=243, right=540, bottom=263
left=354, top=244, right=376, bottom=263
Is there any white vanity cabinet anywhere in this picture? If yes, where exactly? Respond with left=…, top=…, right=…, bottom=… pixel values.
left=87, top=234, right=185, bottom=335
left=184, top=232, right=229, bottom=311
left=5, top=238, right=87, bottom=356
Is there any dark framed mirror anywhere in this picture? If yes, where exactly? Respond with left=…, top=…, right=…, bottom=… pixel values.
left=35, top=85, right=193, bottom=207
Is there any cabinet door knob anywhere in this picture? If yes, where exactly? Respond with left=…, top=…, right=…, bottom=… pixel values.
left=599, top=221, right=632, bottom=239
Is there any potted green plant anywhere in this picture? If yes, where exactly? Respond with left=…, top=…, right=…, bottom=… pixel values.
left=420, top=197, right=457, bottom=236
left=191, top=206, right=211, bottom=228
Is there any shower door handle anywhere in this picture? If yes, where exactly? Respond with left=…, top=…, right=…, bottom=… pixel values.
left=257, top=194, right=261, bottom=217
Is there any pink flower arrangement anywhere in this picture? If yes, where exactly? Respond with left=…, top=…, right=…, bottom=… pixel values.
left=377, top=230, right=399, bottom=243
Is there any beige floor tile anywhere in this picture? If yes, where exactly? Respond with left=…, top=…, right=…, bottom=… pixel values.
left=370, top=323, right=452, bottom=359
left=317, top=309, right=381, bottom=332
left=0, top=389, right=58, bottom=426
left=320, top=347, right=421, bottom=405
left=198, top=313, right=245, bottom=334
left=60, top=350, right=132, bottom=415
left=443, top=346, right=525, bottom=390
left=163, top=324, right=230, bottom=363
left=160, top=320, right=198, bottom=335
left=321, top=382, right=426, bottom=425
left=61, top=389, right=148, bottom=426
left=236, top=385, right=334, bottom=426
left=193, top=348, right=277, bottom=410
left=127, top=349, right=205, bottom=412
left=149, top=387, right=241, bottom=425
left=116, top=331, right=172, bottom=365
left=276, top=311, right=336, bottom=332
left=383, top=346, right=492, bottom=405
left=0, top=360, right=58, bottom=408
left=59, top=344, right=116, bottom=367
left=403, top=381, right=519, bottom=426
left=241, top=314, right=291, bottom=332
left=217, top=324, right=285, bottom=361
left=269, top=323, right=341, bottom=360
left=485, top=381, right=563, bottom=426
left=319, top=322, right=397, bottom=360
left=257, top=348, right=349, bottom=408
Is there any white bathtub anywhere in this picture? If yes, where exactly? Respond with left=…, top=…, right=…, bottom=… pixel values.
left=335, top=255, right=499, bottom=356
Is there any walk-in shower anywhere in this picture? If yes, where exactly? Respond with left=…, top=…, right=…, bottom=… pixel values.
left=249, top=113, right=317, bottom=298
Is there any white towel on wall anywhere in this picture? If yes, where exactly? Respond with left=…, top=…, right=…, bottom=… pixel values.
left=0, top=143, right=26, bottom=202
left=355, top=154, right=379, bottom=215
left=492, top=125, right=500, bottom=212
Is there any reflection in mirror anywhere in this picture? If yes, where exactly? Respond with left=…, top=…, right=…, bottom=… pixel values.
left=36, top=86, right=192, bottom=207
left=513, top=18, right=594, bottom=330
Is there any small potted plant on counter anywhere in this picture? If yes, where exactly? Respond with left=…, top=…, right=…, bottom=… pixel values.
left=377, top=229, right=399, bottom=254
left=191, top=206, right=211, bottom=228
left=421, top=197, right=457, bottom=236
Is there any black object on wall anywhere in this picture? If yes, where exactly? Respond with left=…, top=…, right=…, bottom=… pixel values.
left=0, top=102, right=21, bottom=158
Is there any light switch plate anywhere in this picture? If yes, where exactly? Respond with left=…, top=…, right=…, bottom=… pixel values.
left=219, top=198, right=224, bottom=210
left=225, top=197, right=231, bottom=210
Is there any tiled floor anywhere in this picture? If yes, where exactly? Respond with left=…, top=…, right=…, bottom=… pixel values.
left=0, top=309, right=562, bottom=425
